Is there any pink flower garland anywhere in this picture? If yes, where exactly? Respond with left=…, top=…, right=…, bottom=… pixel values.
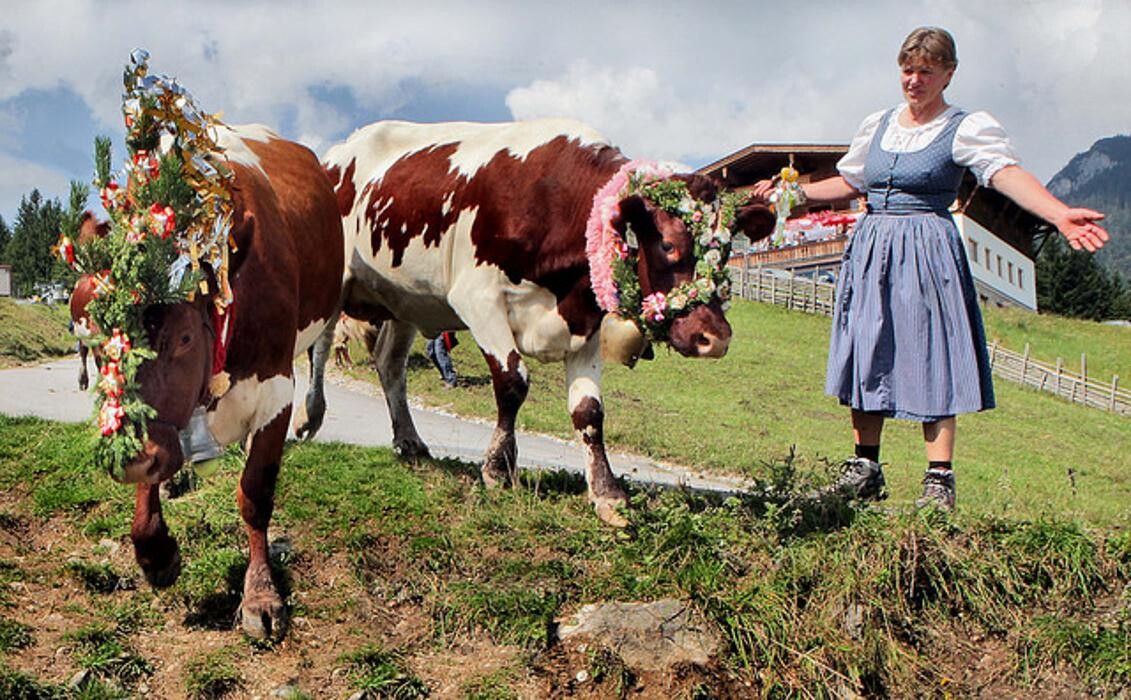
left=585, top=160, right=673, bottom=312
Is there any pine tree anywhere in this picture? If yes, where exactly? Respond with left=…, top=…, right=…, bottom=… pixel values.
left=7, top=190, right=66, bottom=297
left=0, top=214, right=11, bottom=264
left=1036, top=234, right=1128, bottom=320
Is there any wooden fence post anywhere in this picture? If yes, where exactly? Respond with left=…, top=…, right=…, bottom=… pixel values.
left=1081, top=353, right=1088, bottom=407
left=1056, top=357, right=1063, bottom=397
left=989, top=340, right=999, bottom=368
left=1111, top=375, right=1119, bottom=412
left=1022, top=343, right=1031, bottom=385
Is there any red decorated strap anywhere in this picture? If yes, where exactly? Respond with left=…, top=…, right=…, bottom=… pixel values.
left=210, top=291, right=235, bottom=376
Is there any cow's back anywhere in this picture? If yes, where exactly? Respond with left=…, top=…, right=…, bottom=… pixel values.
left=325, top=119, right=622, bottom=340
left=219, top=125, right=343, bottom=357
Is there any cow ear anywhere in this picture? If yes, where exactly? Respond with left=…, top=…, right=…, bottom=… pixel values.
left=78, top=211, right=110, bottom=244
left=613, top=194, right=653, bottom=243
left=734, top=203, right=776, bottom=242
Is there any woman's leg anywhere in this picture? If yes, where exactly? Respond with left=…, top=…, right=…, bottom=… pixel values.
left=918, top=416, right=957, bottom=509
left=833, top=410, right=887, bottom=500
left=923, top=417, right=956, bottom=462
left=852, top=409, right=885, bottom=459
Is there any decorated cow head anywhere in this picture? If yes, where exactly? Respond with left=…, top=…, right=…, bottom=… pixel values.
left=57, top=48, right=235, bottom=484
left=587, top=163, right=774, bottom=363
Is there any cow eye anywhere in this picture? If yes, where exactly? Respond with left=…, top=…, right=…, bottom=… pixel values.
left=661, top=241, right=674, bottom=253
left=180, top=332, right=192, bottom=346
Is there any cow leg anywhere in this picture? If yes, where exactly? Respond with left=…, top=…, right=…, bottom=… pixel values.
left=477, top=347, right=527, bottom=488
left=77, top=342, right=89, bottom=391
left=373, top=320, right=430, bottom=459
left=566, top=337, right=629, bottom=527
left=293, top=318, right=335, bottom=440
left=237, top=406, right=289, bottom=640
left=131, top=483, right=182, bottom=587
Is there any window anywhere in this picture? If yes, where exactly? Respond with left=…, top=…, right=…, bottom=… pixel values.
left=968, top=238, right=979, bottom=261
left=1017, top=268, right=1024, bottom=289
left=984, top=248, right=991, bottom=269
left=1008, top=261, right=1014, bottom=284
left=996, top=255, right=1002, bottom=277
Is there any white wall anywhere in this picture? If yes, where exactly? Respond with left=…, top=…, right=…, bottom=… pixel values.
left=0, top=266, right=11, bottom=297
left=954, top=215, right=1037, bottom=311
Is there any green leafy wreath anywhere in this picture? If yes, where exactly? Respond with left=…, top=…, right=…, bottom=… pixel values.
left=55, top=49, right=234, bottom=478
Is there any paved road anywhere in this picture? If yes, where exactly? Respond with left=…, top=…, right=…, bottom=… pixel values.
left=0, top=357, right=751, bottom=494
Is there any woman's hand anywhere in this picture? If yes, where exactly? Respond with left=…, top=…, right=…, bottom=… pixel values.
left=1054, top=208, right=1109, bottom=252
left=750, top=179, right=776, bottom=202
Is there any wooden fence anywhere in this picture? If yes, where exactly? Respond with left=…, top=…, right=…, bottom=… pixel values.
left=731, top=267, right=1130, bottom=417
left=988, top=342, right=1130, bottom=416
left=732, top=266, right=837, bottom=316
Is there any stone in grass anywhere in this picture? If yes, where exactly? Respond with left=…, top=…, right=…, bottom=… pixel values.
left=554, top=599, right=721, bottom=671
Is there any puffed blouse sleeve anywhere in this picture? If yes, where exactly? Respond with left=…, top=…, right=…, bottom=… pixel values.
left=836, top=109, right=887, bottom=192
left=953, top=110, right=1020, bottom=187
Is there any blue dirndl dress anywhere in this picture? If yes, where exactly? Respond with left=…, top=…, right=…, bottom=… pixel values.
left=825, top=108, right=995, bottom=422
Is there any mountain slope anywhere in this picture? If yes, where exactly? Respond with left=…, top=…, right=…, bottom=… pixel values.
left=1046, top=135, right=1131, bottom=278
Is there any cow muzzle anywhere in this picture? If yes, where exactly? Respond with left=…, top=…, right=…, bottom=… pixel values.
left=113, top=421, right=185, bottom=484
left=667, top=306, right=732, bottom=358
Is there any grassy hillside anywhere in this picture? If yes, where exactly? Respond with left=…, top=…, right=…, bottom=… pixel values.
left=388, top=300, right=1131, bottom=528
left=0, top=415, right=1127, bottom=697
left=0, top=297, right=73, bottom=368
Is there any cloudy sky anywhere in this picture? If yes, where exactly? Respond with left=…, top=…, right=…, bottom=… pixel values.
left=2, top=0, right=1127, bottom=224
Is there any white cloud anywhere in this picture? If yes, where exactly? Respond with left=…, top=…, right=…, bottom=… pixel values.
left=0, top=151, right=74, bottom=223
left=1, top=0, right=1128, bottom=209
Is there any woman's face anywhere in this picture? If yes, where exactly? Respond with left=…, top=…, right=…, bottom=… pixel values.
left=900, top=59, right=954, bottom=111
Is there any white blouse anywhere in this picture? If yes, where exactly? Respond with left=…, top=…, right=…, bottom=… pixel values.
left=837, top=104, right=1020, bottom=191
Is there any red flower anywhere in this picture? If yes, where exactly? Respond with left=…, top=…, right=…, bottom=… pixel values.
left=103, top=329, right=132, bottom=361
left=149, top=203, right=176, bottom=238
left=99, top=398, right=125, bottom=436
left=99, top=182, right=122, bottom=211
left=54, top=234, right=75, bottom=266
left=99, top=360, right=124, bottom=398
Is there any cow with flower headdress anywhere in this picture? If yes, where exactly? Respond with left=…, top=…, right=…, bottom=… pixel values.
left=60, top=51, right=343, bottom=640
left=302, top=119, right=774, bottom=526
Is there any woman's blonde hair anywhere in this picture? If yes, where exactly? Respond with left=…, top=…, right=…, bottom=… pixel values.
left=898, top=27, right=958, bottom=70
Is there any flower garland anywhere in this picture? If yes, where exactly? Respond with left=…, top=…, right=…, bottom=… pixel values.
left=768, top=164, right=807, bottom=247
left=54, top=49, right=234, bottom=478
left=585, top=162, right=745, bottom=344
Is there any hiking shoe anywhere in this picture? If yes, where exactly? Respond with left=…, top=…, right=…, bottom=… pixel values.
left=915, top=468, right=956, bottom=511
left=830, top=457, right=887, bottom=501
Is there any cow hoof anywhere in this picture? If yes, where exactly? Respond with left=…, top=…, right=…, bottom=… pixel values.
left=393, top=439, right=431, bottom=461
left=292, top=403, right=324, bottom=441
left=240, top=565, right=286, bottom=640
left=592, top=497, right=630, bottom=528
left=142, top=543, right=182, bottom=588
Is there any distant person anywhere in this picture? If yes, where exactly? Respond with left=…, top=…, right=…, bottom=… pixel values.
left=752, top=26, right=1108, bottom=510
left=426, top=331, right=459, bottom=388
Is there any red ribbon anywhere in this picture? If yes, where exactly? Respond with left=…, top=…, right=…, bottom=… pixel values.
left=210, top=291, right=236, bottom=377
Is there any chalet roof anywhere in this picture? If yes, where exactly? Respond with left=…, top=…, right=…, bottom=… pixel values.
left=697, top=142, right=1052, bottom=258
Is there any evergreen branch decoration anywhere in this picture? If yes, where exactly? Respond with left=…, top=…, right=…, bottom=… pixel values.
left=54, top=49, right=235, bottom=479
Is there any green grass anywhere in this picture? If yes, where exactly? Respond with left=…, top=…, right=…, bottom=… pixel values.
left=371, top=300, right=1131, bottom=528
left=2, top=295, right=1129, bottom=695
left=983, top=304, right=1131, bottom=380
left=0, top=297, right=74, bottom=368
left=339, top=644, right=429, bottom=698
left=183, top=646, right=242, bottom=699
left=0, top=415, right=1126, bottom=695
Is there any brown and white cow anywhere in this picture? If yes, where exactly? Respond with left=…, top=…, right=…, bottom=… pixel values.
left=305, top=119, right=773, bottom=526
left=112, top=124, right=343, bottom=639
left=71, top=213, right=110, bottom=390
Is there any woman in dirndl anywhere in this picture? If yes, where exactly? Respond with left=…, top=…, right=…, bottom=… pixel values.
left=753, top=26, right=1108, bottom=509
